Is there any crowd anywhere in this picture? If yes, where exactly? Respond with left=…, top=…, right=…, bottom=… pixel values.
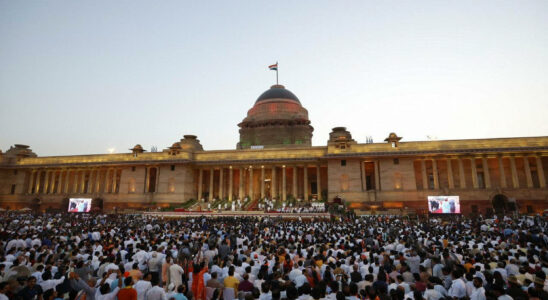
left=0, top=211, right=546, bottom=300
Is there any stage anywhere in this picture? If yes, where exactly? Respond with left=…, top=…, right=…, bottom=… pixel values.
left=142, top=210, right=331, bottom=219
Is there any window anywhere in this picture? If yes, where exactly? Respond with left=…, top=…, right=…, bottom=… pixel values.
left=341, top=160, right=346, bottom=166
left=393, top=158, right=399, bottom=165
left=391, top=142, right=396, bottom=148
left=171, top=165, right=175, bottom=171
left=13, top=170, right=17, bottom=175
left=471, top=205, right=478, bottom=213
left=132, top=166, right=136, bottom=172
left=10, top=184, right=16, bottom=194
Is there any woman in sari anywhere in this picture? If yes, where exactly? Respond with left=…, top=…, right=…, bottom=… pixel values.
left=191, top=261, right=208, bottom=300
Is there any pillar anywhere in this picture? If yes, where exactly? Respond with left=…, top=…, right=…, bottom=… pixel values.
left=361, top=162, right=367, bottom=191
left=260, top=166, right=265, bottom=199
left=209, top=168, right=214, bottom=201
left=316, top=165, right=321, bottom=198
left=523, top=157, right=533, bottom=188
left=249, top=166, right=254, bottom=200
left=432, top=159, right=439, bottom=189
left=94, top=169, right=101, bottom=193
left=292, top=166, right=297, bottom=198
left=65, top=170, right=72, bottom=194
left=144, top=167, right=150, bottom=193
left=271, top=166, right=277, bottom=199
left=282, top=165, right=287, bottom=201
left=536, top=156, right=546, bottom=188
left=509, top=156, right=519, bottom=188
left=219, top=167, right=224, bottom=200
left=470, top=158, right=479, bottom=189
left=28, top=170, right=36, bottom=194
left=482, top=157, right=491, bottom=188
left=420, top=159, right=428, bottom=189
left=458, top=158, right=466, bottom=188
left=198, top=168, right=203, bottom=200
left=154, top=167, right=159, bottom=194
left=447, top=159, right=454, bottom=189
left=44, top=170, right=51, bottom=194
left=238, top=167, right=244, bottom=200
left=304, top=166, right=308, bottom=201
left=228, top=167, right=233, bottom=201
left=374, top=160, right=380, bottom=191
left=498, top=156, right=507, bottom=188
left=112, top=169, right=118, bottom=194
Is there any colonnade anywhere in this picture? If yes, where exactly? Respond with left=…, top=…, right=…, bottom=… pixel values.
left=27, top=168, right=122, bottom=195
left=197, top=164, right=323, bottom=201
left=417, top=155, right=546, bottom=190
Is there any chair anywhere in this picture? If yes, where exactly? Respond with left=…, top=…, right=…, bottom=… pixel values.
left=223, top=287, right=235, bottom=300
left=206, top=287, right=216, bottom=300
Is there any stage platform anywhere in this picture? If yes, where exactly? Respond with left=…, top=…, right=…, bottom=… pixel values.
left=142, top=210, right=331, bottom=219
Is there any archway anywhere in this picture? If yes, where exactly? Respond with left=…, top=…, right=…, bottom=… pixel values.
left=492, top=194, right=509, bottom=214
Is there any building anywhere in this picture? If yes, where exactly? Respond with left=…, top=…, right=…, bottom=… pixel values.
left=1, top=84, right=547, bottom=215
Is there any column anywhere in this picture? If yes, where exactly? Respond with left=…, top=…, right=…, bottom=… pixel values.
left=144, top=167, right=150, bottom=193
left=35, top=170, right=42, bottom=193
left=228, top=167, right=233, bottom=201
left=361, top=162, right=367, bottom=191
left=282, top=165, right=287, bottom=201
left=303, top=166, right=308, bottom=201
left=316, top=165, right=321, bottom=198
left=238, top=167, right=244, bottom=200
left=498, top=156, right=507, bottom=188
left=65, top=170, right=71, bottom=194
left=107, top=169, right=113, bottom=193
left=260, top=166, right=265, bottom=199
left=248, top=166, right=254, bottom=200
left=94, top=169, right=101, bottom=193
left=27, top=170, right=36, bottom=194
left=271, top=166, right=277, bottom=199
left=420, top=159, right=428, bottom=189
left=292, top=166, right=297, bottom=198
left=523, top=157, right=533, bottom=188
left=432, top=159, right=439, bottom=189
left=154, top=167, right=159, bottom=194
left=374, top=160, right=380, bottom=191
left=509, top=156, right=519, bottom=188
left=112, top=169, right=119, bottom=194
left=458, top=158, right=466, bottom=188
left=219, top=167, right=224, bottom=200
left=470, top=158, right=479, bottom=189
left=447, top=159, right=454, bottom=189
left=209, top=168, right=214, bottom=201
left=87, top=169, right=94, bottom=194
left=482, top=157, right=491, bottom=188
left=44, top=170, right=51, bottom=194
left=536, top=156, right=546, bottom=188
left=197, top=168, right=203, bottom=200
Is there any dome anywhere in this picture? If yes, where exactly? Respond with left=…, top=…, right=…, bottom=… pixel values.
left=237, top=84, right=313, bottom=149
left=256, top=85, right=300, bottom=104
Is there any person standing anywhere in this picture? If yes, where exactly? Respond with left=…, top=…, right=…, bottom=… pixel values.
left=118, top=277, right=138, bottom=300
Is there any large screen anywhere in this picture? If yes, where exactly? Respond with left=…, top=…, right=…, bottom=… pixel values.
left=428, top=196, right=460, bottom=214
left=68, top=198, right=92, bottom=213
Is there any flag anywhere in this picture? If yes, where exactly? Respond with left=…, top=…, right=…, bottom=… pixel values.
left=269, top=63, right=278, bottom=71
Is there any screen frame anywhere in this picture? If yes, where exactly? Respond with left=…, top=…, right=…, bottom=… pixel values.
left=427, top=196, right=461, bottom=214
left=68, top=198, right=92, bottom=213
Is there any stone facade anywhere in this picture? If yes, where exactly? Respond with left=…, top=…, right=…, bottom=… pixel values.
left=1, top=85, right=547, bottom=215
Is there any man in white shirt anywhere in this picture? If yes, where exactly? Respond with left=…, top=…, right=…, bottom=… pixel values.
left=469, top=277, right=486, bottom=300
left=145, top=277, right=167, bottom=300
left=134, top=272, right=153, bottom=300
left=169, top=262, right=185, bottom=288
left=448, top=270, right=467, bottom=299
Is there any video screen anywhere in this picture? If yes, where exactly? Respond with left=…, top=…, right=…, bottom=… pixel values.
left=428, top=196, right=460, bottom=214
left=68, top=198, right=92, bottom=213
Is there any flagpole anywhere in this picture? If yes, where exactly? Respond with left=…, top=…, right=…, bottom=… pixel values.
left=276, top=61, right=279, bottom=85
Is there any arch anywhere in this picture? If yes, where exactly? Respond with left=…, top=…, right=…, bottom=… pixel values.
left=492, top=194, right=509, bottom=214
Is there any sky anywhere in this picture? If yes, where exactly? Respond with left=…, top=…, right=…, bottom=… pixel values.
left=1, top=1, right=547, bottom=156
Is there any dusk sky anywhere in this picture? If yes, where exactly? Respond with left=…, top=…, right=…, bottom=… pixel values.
left=1, top=1, right=547, bottom=156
